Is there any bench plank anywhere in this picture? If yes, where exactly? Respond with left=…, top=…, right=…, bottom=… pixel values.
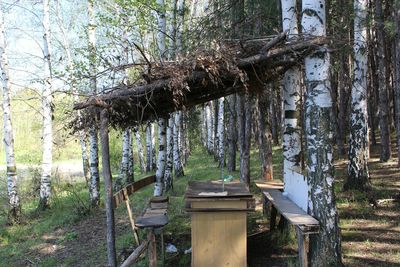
left=113, top=175, right=156, bottom=208
left=263, top=189, right=319, bottom=227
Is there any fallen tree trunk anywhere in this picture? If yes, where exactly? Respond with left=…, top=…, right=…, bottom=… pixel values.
left=74, top=36, right=327, bottom=129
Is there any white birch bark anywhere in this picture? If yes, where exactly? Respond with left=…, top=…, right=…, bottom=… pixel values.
left=176, top=0, right=185, bottom=52
left=205, top=102, right=213, bottom=154
left=156, top=0, right=166, bottom=61
left=173, top=112, right=184, bottom=177
left=0, top=5, right=20, bottom=222
left=134, top=126, right=145, bottom=173
left=151, top=123, right=156, bottom=170
left=281, top=0, right=302, bottom=177
left=154, top=119, right=166, bottom=196
left=39, top=0, right=53, bottom=209
left=217, top=97, right=225, bottom=167
left=164, top=116, right=174, bottom=191
left=302, top=0, right=342, bottom=264
left=146, top=122, right=152, bottom=172
left=345, top=0, right=370, bottom=190
left=88, top=0, right=100, bottom=207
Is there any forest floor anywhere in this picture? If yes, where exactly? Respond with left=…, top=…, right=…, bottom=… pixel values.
left=0, top=145, right=399, bottom=266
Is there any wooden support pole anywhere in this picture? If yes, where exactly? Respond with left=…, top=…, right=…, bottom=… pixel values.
left=123, top=188, right=140, bottom=246
left=148, top=229, right=157, bottom=267
left=100, top=109, right=117, bottom=267
left=270, top=206, right=278, bottom=230
left=120, top=239, right=149, bottom=267
left=296, top=226, right=308, bottom=267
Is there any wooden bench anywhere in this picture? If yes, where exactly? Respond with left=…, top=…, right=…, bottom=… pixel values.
left=256, top=181, right=319, bottom=267
left=113, top=175, right=169, bottom=267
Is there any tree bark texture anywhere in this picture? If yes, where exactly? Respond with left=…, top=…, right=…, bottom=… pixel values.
left=0, top=6, right=21, bottom=222
left=173, top=112, right=184, bottom=177
left=164, top=116, right=174, bottom=191
left=395, top=1, right=400, bottom=166
left=257, top=91, right=273, bottom=180
left=39, top=0, right=53, bottom=210
left=281, top=0, right=302, bottom=179
left=146, top=122, right=153, bottom=172
left=155, top=118, right=166, bottom=196
left=302, top=0, right=343, bottom=264
left=134, top=127, right=146, bottom=173
left=376, top=0, right=392, bottom=162
left=345, top=0, right=371, bottom=191
left=239, top=93, right=251, bottom=185
left=227, top=94, right=237, bottom=172
left=217, top=97, right=225, bottom=167
left=100, top=109, right=117, bottom=267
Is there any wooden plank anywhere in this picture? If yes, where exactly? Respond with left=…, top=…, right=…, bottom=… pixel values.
left=150, top=202, right=168, bottom=209
left=191, top=200, right=247, bottom=267
left=185, top=181, right=252, bottom=199
left=148, top=230, right=157, bottom=267
left=119, top=239, right=149, bottom=267
left=112, top=175, right=156, bottom=208
left=296, top=226, right=309, bottom=267
left=135, top=214, right=168, bottom=228
left=255, top=180, right=284, bottom=190
left=263, top=189, right=319, bottom=227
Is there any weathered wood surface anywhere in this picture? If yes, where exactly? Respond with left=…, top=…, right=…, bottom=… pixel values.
left=135, top=214, right=168, bottom=228
left=119, top=239, right=149, bottom=267
left=74, top=36, right=327, bottom=128
left=113, top=175, right=156, bottom=208
left=185, top=181, right=253, bottom=198
left=263, top=189, right=319, bottom=229
left=190, top=199, right=248, bottom=267
left=255, top=180, right=284, bottom=190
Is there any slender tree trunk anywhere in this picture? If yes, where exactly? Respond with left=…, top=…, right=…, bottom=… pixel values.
left=146, top=122, right=152, bottom=172
left=151, top=123, right=157, bottom=170
left=227, top=94, right=237, bottom=172
left=395, top=0, right=400, bottom=166
left=337, top=56, right=350, bottom=156
left=257, top=91, right=273, bottom=180
left=164, top=116, right=174, bottom=191
left=368, top=23, right=379, bottom=146
left=155, top=119, right=166, bottom=196
left=134, top=127, right=145, bottom=173
left=173, top=112, right=184, bottom=177
left=376, top=0, right=391, bottom=161
left=281, top=0, right=302, bottom=179
left=88, top=0, right=100, bottom=207
left=239, top=93, right=251, bottom=186
left=217, top=97, right=225, bottom=167
left=205, top=102, right=214, bottom=154
left=39, top=0, right=53, bottom=210
left=117, top=128, right=132, bottom=190
left=344, top=0, right=371, bottom=191
left=302, top=0, right=343, bottom=264
left=0, top=6, right=21, bottom=222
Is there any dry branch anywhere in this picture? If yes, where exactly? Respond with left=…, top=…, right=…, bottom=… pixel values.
left=74, top=35, right=327, bottom=129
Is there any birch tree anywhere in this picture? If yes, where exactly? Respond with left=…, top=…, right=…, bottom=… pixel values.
left=164, top=116, right=174, bottom=191
left=0, top=3, right=21, bottom=222
left=146, top=122, right=153, bottom=172
left=344, top=0, right=370, bottom=190
left=39, top=0, right=53, bottom=210
left=226, top=95, right=236, bottom=172
left=302, top=0, right=342, bottom=264
left=88, top=0, right=100, bottom=207
left=281, top=0, right=302, bottom=176
left=134, top=126, right=145, bottom=173
left=173, top=111, right=184, bottom=177
left=217, top=97, right=225, bottom=167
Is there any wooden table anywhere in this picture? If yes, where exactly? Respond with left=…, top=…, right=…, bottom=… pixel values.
left=185, top=181, right=255, bottom=267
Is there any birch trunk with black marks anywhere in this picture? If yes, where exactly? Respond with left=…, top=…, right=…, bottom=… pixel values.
left=156, top=0, right=166, bottom=61
left=117, top=128, right=132, bottom=190
left=205, top=102, right=214, bottom=154
left=376, top=0, right=391, bottom=162
left=146, top=122, right=152, bottom=172
left=39, top=0, right=53, bottom=210
left=281, top=0, right=302, bottom=178
left=302, top=0, right=342, bottom=264
left=0, top=6, right=21, bottom=222
left=164, top=116, right=174, bottom=191
left=395, top=0, right=400, bottom=166
left=217, top=97, right=225, bottom=167
left=88, top=0, right=100, bottom=208
left=155, top=119, right=166, bottom=196
left=227, top=94, right=237, bottom=172
left=134, top=127, right=145, bottom=173
left=173, top=112, right=184, bottom=177
left=344, top=0, right=370, bottom=190
left=151, top=123, right=157, bottom=170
